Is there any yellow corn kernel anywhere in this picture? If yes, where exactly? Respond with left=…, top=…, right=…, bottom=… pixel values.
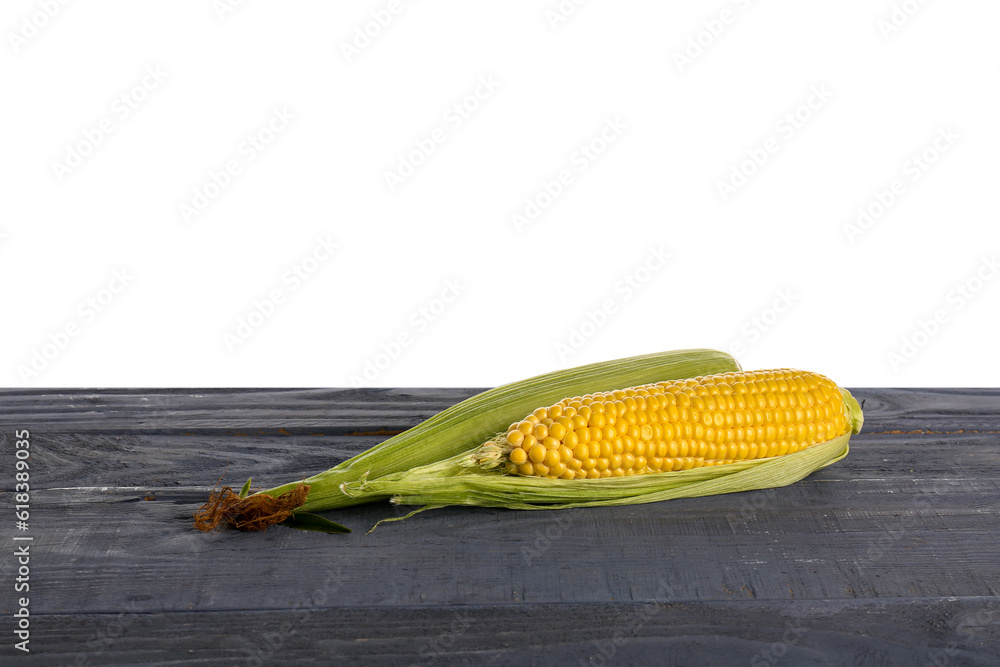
left=548, top=422, right=568, bottom=440
left=505, top=368, right=852, bottom=479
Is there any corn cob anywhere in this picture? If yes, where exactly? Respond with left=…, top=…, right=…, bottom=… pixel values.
left=339, top=368, right=861, bottom=522
left=196, top=349, right=862, bottom=533
left=501, top=368, right=849, bottom=480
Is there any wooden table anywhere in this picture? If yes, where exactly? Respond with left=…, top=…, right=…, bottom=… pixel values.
left=2, top=388, right=999, bottom=666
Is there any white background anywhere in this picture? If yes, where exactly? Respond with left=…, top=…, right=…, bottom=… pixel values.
left=2, top=1, right=998, bottom=388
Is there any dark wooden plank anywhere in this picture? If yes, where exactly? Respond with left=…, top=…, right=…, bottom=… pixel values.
left=2, top=387, right=998, bottom=491
left=1, top=387, right=998, bottom=434
left=4, top=469, right=998, bottom=616
left=15, top=598, right=1000, bottom=666
left=8, top=431, right=385, bottom=489
left=1, top=388, right=998, bottom=664
left=0, top=388, right=479, bottom=434
left=7, top=428, right=1000, bottom=491
left=3, top=427, right=999, bottom=615
left=856, top=388, right=1000, bottom=433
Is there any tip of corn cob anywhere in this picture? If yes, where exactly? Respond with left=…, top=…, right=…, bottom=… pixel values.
left=467, top=435, right=515, bottom=471
left=840, top=387, right=864, bottom=434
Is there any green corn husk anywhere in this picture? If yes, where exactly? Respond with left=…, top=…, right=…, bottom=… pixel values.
left=259, top=348, right=741, bottom=512
left=338, top=388, right=863, bottom=518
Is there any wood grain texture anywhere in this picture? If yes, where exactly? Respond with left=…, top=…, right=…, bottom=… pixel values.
left=1, top=388, right=999, bottom=665
left=24, top=598, right=1000, bottom=667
